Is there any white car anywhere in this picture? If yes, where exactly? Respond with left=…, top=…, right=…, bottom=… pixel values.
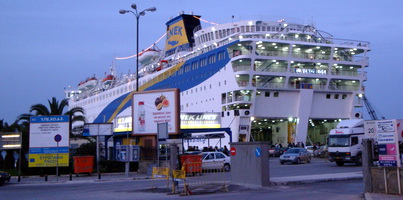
left=201, top=152, right=231, bottom=172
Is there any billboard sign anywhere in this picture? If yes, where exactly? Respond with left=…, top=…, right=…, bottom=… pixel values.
left=180, top=112, right=221, bottom=129
left=29, top=116, right=70, bottom=167
left=132, top=88, right=180, bottom=135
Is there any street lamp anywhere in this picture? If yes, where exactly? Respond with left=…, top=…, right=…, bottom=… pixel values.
left=119, top=3, right=157, bottom=92
left=119, top=3, right=156, bottom=176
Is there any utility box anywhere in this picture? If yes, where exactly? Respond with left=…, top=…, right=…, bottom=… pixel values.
left=230, top=142, right=270, bottom=186
left=73, top=156, right=94, bottom=175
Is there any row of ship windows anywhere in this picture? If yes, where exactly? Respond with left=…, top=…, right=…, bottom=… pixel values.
left=174, top=51, right=226, bottom=76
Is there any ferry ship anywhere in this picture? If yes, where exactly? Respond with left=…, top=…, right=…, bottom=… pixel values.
left=65, top=12, right=370, bottom=149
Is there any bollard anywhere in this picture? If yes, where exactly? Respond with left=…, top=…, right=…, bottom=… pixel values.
left=98, top=172, right=101, bottom=180
left=45, top=175, right=48, bottom=182
left=70, top=173, right=72, bottom=181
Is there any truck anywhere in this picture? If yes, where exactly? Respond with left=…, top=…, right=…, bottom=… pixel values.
left=327, top=119, right=366, bottom=166
left=327, top=119, right=403, bottom=167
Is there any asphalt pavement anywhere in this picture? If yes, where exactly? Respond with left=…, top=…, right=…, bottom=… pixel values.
left=3, top=159, right=402, bottom=199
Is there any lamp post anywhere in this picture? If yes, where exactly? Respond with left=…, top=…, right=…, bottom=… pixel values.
left=119, top=4, right=156, bottom=92
left=119, top=3, right=156, bottom=176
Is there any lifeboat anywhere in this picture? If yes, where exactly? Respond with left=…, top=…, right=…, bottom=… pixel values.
left=138, top=49, right=160, bottom=65
left=156, top=60, right=168, bottom=71
left=78, top=77, right=98, bottom=91
left=102, top=74, right=115, bottom=87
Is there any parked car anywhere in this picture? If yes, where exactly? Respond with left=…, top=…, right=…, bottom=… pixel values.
left=314, top=145, right=328, bottom=158
left=201, top=152, right=231, bottom=172
left=274, top=147, right=289, bottom=157
left=0, top=171, right=11, bottom=186
left=268, top=145, right=276, bottom=157
left=279, top=148, right=311, bottom=164
left=305, top=146, right=315, bottom=155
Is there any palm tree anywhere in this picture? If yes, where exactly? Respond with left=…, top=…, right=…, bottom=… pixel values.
left=16, top=97, right=86, bottom=137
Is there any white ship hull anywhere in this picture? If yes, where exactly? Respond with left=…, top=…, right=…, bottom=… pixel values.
left=66, top=13, right=370, bottom=148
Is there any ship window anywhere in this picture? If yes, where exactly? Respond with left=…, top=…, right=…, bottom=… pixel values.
left=224, top=80, right=226, bottom=85
left=326, top=94, right=331, bottom=99
left=219, top=82, right=221, bottom=87
left=334, top=94, right=339, bottom=99
left=342, top=94, right=347, bottom=99
left=274, top=92, right=279, bottom=97
left=265, top=92, right=270, bottom=97
left=256, top=91, right=261, bottom=96
left=210, top=84, right=212, bottom=89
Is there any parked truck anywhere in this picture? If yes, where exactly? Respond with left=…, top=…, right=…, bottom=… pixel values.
left=327, top=119, right=403, bottom=167
left=327, top=119, right=366, bottom=166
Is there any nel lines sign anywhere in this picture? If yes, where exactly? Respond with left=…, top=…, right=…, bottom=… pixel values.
left=29, top=116, right=70, bottom=167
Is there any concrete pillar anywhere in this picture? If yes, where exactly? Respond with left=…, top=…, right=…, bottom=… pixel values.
left=230, top=142, right=270, bottom=187
left=169, top=143, right=178, bottom=170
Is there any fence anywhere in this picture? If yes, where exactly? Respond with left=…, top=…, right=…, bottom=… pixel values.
left=153, top=161, right=229, bottom=196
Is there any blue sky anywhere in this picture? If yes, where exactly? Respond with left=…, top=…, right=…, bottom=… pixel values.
left=0, top=0, right=402, bottom=124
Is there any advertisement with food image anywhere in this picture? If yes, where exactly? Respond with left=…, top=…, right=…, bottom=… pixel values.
left=132, top=88, right=180, bottom=135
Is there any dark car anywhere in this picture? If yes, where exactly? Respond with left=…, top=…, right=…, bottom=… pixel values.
left=0, top=171, right=11, bottom=186
left=273, top=147, right=289, bottom=157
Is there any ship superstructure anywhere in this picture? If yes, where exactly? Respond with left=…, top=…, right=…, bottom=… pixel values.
left=65, top=12, right=370, bottom=147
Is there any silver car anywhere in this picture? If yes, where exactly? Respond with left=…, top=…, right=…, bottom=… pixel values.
left=279, top=148, right=311, bottom=164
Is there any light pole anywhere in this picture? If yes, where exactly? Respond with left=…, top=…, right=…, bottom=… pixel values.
left=119, top=3, right=156, bottom=92
left=119, top=3, right=156, bottom=176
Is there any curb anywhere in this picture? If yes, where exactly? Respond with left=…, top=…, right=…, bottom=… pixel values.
left=270, top=175, right=363, bottom=186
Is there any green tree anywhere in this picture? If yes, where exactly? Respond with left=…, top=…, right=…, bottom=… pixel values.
left=16, top=97, right=86, bottom=138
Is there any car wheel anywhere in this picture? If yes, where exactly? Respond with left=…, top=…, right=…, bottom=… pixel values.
left=294, top=158, right=300, bottom=164
left=307, top=157, right=311, bottom=163
left=280, top=162, right=284, bottom=165
left=0, top=180, right=5, bottom=186
left=356, top=154, right=362, bottom=166
left=224, top=163, right=231, bottom=172
left=336, top=161, right=344, bottom=166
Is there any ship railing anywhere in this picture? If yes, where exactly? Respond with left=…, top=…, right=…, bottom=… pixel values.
left=330, top=70, right=363, bottom=77
left=288, top=83, right=326, bottom=90
left=255, top=82, right=285, bottom=89
left=292, top=52, right=330, bottom=60
left=328, top=84, right=360, bottom=91
left=331, top=38, right=370, bottom=48
left=232, top=65, right=251, bottom=72
left=255, top=50, right=289, bottom=57
left=255, top=67, right=287, bottom=73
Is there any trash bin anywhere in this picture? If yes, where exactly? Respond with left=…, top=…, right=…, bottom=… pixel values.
left=179, top=154, right=202, bottom=173
left=73, top=156, right=94, bottom=176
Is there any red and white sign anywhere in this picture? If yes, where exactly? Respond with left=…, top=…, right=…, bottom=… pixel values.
left=230, top=147, right=236, bottom=156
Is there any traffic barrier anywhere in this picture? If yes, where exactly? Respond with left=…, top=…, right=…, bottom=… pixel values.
left=173, top=161, right=229, bottom=196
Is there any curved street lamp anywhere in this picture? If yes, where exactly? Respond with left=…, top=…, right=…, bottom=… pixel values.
left=119, top=4, right=157, bottom=92
left=119, top=3, right=156, bottom=176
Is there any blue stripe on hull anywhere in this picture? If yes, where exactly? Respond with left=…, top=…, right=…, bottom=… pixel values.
left=93, top=43, right=234, bottom=123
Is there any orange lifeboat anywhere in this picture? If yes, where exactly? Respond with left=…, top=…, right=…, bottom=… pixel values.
left=102, top=74, right=115, bottom=86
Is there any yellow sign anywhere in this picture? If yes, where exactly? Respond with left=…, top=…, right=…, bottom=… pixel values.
left=172, top=170, right=186, bottom=179
left=28, top=153, right=69, bottom=167
left=152, top=167, right=169, bottom=179
left=165, top=19, right=189, bottom=52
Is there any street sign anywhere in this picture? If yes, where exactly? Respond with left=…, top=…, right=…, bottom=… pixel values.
left=230, top=147, right=236, bottom=156
left=255, top=147, right=261, bottom=157
left=29, top=115, right=70, bottom=167
left=54, top=134, right=62, bottom=143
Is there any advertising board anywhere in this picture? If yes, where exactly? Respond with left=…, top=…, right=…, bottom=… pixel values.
left=29, top=116, right=70, bottom=167
left=132, top=88, right=180, bottom=135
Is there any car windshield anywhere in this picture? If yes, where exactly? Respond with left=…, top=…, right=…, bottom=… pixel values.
left=285, top=149, right=300, bottom=154
left=202, top=153, right=208, bottom=159
left=328, top=135, right=350, bottom=147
